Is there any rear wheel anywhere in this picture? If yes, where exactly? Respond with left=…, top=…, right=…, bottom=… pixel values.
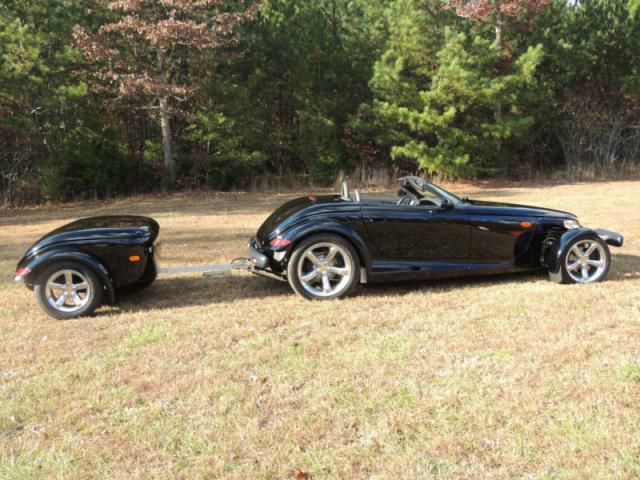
left=287, top=234, right=360, bottom=300
left=34, top=262, right=104, bottom=319
left=553, top=235, right=611, bottom=284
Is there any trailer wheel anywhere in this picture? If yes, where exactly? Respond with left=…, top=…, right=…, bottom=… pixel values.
left=34, top=262, right=104, bottom=320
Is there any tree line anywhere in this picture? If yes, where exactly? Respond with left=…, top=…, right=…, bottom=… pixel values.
left=1, top=0, right=639, bottom=205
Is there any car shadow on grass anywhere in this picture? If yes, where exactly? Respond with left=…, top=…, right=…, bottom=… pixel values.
left=113, top=270, right=547, bottom=314
left=359, top=269, right=549, bottom=298
left=361, top=253, right=640, bottom=297
left=609, top=254, right=640, bottom=282
left=106, top=254, right=639, bottom=315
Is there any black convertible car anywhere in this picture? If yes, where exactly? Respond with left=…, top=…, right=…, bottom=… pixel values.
left=15, top=177, right=623, bottom=317
left=248, top=177, right=623, bottom=300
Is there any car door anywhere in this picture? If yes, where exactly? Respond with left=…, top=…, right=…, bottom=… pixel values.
left=467, top=213, right=536, bottom=265
left=362, top=203, right=471, bottom=261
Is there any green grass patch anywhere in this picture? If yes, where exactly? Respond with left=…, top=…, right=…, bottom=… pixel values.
left=621, top=362, right=640, bottom=384
left=0, top=450, right=78, bottom=480
left=125, top=325, right=168, bottom=351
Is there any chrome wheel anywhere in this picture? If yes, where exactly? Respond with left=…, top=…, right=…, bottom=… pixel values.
left=297, top=242, right=354, bottom=298
left=45, top=269, right=92, bottom=313
left=565, top=239, right=608, bottom=283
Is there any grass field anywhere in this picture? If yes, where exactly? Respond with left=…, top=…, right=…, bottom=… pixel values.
left=1, top=181, right=639, bottom=479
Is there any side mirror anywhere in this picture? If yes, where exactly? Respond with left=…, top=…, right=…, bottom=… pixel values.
left=440, top=198, right=454, bottom=210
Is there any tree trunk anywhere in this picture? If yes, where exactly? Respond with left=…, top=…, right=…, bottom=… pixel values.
left=494, top=0, right=505, bottom=171
left=494, top=0, right=503, bottom=50
left=156, top=47, right=176, bottom=187
left=159, top=94, right=175, bottom=186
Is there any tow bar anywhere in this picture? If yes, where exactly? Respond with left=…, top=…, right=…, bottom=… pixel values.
left=157, top=258, right=285, bottom=282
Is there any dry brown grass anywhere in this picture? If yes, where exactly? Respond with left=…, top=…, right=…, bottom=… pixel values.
left=1, top=181, right=639, bottom=479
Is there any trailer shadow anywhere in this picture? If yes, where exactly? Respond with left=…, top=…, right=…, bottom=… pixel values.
left=113, top=274, right=291, bottom=313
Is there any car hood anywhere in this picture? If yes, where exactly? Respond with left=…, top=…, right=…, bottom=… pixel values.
left=21, top=215, right=160, bottom=259
left=465, top=200, right=577, bottom=219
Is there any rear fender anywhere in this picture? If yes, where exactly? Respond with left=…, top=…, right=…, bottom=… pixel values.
left=284, top=221, right=372, bottom=276
left=547, top=228, right=623, bottom=277
left=18, top=249, right=115, bottom=304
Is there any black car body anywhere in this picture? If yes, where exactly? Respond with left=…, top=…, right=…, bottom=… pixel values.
left=14, top=216, right=159, bottom=318
left=249, top=177, right=623, bottom=299
left=14, top=177, right=624, bottom=316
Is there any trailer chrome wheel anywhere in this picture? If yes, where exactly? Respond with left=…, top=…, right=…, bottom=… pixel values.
left=288, top=234, right=360, bottom=300
left=45, top=269, right=92, bottom=313
left=34, top=262, right=104, bottom=320
left=565, top=239, right=608, bottom=283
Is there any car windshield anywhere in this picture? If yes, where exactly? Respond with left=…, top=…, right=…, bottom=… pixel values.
left=401, top=177, right=464, bottom=205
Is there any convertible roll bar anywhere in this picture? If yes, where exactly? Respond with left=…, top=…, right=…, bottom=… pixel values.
left=340, top=179, right=350, bottom=200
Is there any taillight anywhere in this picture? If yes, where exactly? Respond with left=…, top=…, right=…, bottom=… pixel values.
left=270, top=237, right=292, bottom=248
left=15, top=267, right=31, bottom=278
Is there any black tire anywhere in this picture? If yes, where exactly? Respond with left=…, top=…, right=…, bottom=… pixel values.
left=552, top=233, right=611, bottom=285
left=34, top=262, right=104, bottom=320
left=287, top=234, right=360, bottom=300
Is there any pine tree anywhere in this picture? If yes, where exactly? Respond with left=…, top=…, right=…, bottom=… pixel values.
left=375, top=28, right=542, bottom=176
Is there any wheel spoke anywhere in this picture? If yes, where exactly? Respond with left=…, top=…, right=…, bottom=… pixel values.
left=322, top=273, right=331, bottom=293
left=571, top=246, right=582, bottom=258
left=47, top=281, right=65, bottom=291
left=71, top=293, right=83, bottom=306
left=305, top=252, right=321, bottom=266
left=585, top=243, right=598, bottom=256
left=64, top=271, right=73, bottom=288
left=74, top=282, right=89, bottom=291
left=588, top=259, right=604, bottom=268
left=328, top=266, right=349, bottom=277
left=55, top=292, right=67, bottom=307
left=567, top=260, right=581, bottom=272
left=301, top=269, right=320, bottom=283
left=325, top=246, right=338, bottom=264
left=581, top=266, right=589, bottom=281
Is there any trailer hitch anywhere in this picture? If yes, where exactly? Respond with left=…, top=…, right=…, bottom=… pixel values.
left=157, top=258, right=286, bottom=282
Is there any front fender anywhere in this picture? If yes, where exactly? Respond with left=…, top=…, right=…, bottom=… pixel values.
left=547, top=227, right=624, bottom=275
left=16, top=249, right=115, bottom=304
left=284, top=221, right=372, bottom=272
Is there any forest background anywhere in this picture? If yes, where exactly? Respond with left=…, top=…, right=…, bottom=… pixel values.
left=1, top=0, right=639, bottom=205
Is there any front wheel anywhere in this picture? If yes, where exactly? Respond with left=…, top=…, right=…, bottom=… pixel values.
left=552, top=234, right=611, bottom=284
left=287, top=234, right=360, bottom=300
left=34, top=262, right=104, bottom=319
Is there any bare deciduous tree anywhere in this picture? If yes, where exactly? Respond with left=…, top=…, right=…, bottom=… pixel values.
left=74, top=0, right=257, bottom=186
left=558, top=83, right=640, bottom=178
